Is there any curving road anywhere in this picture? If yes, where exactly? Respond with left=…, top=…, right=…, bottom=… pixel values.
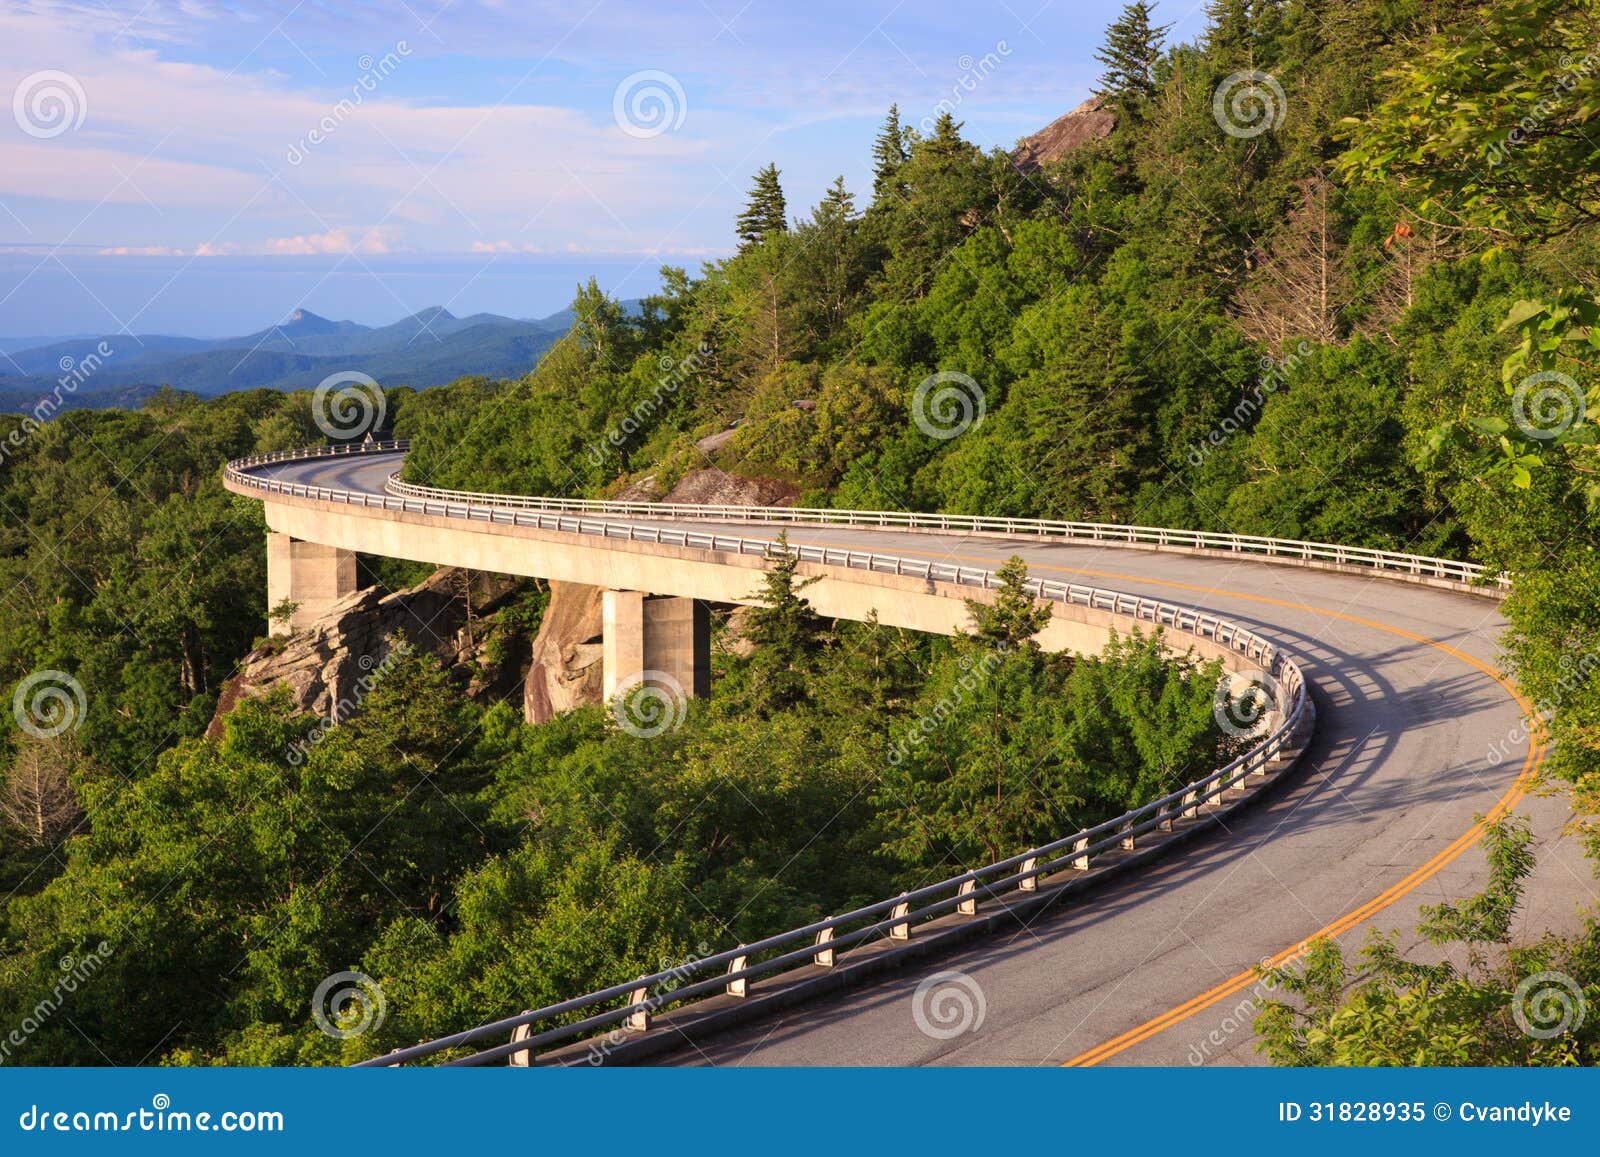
left=237, top=451, right=1595, bottom=1067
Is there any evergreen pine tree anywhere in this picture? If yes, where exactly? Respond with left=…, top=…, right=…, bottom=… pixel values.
left=1093, top=2, right=1171, bottom=111
left=741, top=532, right=827, bottom=712
left=735, top=163, right=788, bottom=250
left=870, top=104, right=910, bottom=203
left=965, top=557, right=1052, bottom=649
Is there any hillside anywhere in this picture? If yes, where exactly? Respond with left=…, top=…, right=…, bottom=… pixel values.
left=0, top=304, right=580, bottom=408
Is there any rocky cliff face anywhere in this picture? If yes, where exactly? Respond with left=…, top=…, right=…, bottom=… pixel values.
left=1013, top=97, right=1116, bottom=171
left=208, top=567, right=524, bottom=736
left=522, top=581, right=605, bottom=724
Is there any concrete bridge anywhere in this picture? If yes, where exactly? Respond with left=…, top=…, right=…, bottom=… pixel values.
left=223, top=443, right=1588, bottom=1067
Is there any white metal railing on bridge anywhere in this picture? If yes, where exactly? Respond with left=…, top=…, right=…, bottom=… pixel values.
left=379, top=456, right=1506, bottom=594
left=223, top=441, right=1317, bottom=1066
left=227, top=439, right=1506, bottom=592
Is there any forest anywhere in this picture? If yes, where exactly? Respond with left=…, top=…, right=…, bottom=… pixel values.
left=1, top=0, right=1598, bottom=1065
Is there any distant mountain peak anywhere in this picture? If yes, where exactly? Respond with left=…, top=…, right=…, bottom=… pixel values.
left=276, top=308, right=346, bottom=336
left=411, top=306, right=456, bottom=323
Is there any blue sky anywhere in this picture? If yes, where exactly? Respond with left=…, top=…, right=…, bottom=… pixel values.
left=0, top=0, right=1211, bottom=337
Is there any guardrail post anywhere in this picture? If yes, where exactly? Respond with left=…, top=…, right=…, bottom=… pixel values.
left=957, top=878, right=978, bottom=915
left=1119, top=823, right=1135, bottom=851
left=1181, top=790, right=1199, bottom=818
left=625, top=985, right=651, bottom=1031
left=1071, top=838, right=1089, bottom=871
left=889, top=900, right=911, bottom=940
left=726, top=951, right=749, bottom=998
left=508, top=1016, right=535, bottom=1067
left=813, top=927, right=836, bottom=967
left=1018, top=857, right=1038, bottom=892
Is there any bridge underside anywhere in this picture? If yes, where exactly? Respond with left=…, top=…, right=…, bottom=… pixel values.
left=257, top=494, right=1267, bottom=721
left=263, top=514, right=727, bottom=715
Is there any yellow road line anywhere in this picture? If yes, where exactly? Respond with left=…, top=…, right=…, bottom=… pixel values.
left=796, top=536, right=1542, bottom=1068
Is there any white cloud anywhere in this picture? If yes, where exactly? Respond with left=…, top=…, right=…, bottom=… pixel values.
left=261, top=227, right=396, bottom=255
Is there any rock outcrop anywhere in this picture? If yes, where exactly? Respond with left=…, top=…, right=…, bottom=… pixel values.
left=207, top=567, right=523, bottom=736
left=1013, top=97, right=1116, bottom=172
left=523, top=582, right=606, bottom=724
left=521, top=467, right=799, bottom=721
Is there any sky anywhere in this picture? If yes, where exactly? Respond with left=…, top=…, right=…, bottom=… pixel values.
left=0, top=0, right=1212, bottom=338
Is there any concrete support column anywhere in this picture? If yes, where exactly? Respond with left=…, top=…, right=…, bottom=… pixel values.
left=602, top=591, right=710, bottom=703
left=266, top=532, right=358, bottom=635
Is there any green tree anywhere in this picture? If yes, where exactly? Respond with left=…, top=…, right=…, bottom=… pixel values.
left=736, top=163, right=789, bottom=250
left=738, top=532, right=827, bottom=713
left=871, top=104, right=911, bottom=203
left=1093, top=1, right=1171, bottom=113
left=964, top=556, right=1051, bottom=649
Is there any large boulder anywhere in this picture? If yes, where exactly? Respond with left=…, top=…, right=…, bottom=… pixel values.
left=1012, top=97, right=1116, bottom=172
left=523, top=581, right=606, bottom=724
left=207, top=567, right=522, bottom=736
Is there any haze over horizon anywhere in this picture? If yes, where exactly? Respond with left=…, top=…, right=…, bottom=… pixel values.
left=0, top=0, right=1209, bottom=340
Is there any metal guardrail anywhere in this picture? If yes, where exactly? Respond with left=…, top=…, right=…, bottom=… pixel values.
left=223, top=441, right=1316, bottom=1067
left=378, top=457, right=1506, bottom=593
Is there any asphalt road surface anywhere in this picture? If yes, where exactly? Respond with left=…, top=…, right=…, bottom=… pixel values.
left=251, top=452, right=1596, bottom=1066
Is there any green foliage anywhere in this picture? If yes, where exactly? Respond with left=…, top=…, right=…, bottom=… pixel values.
left=1255, top=818, right=1600, bottom=1066
left=735, top=163, right=789, bottom=250
left=1093, top=2, right=1171, bottom=113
